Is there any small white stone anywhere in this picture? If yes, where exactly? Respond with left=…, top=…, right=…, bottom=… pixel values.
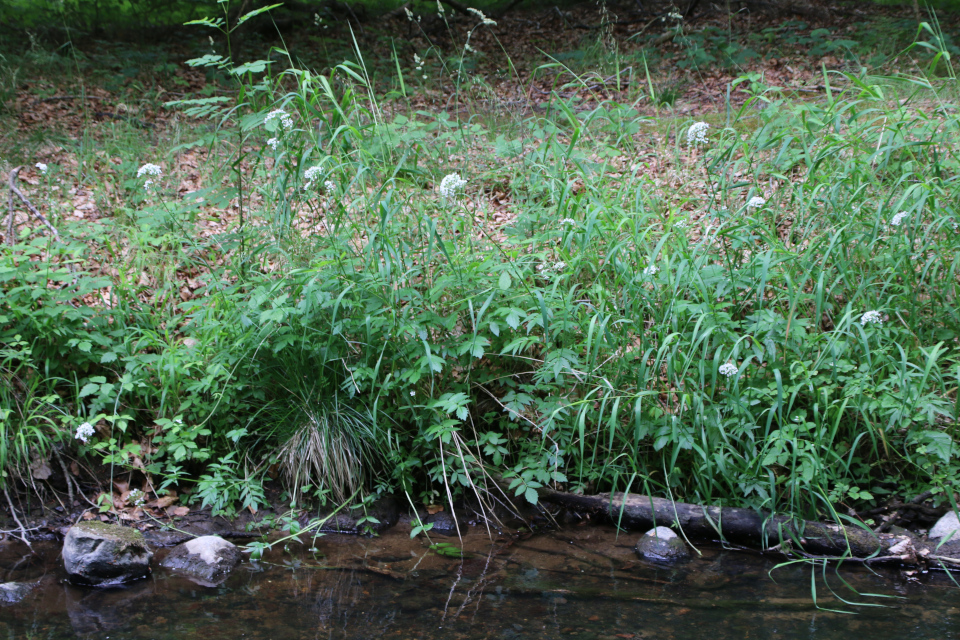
left=929, top=511, right=959, bottom=540
left=644, top=526, right=677, bottom=540
left=184, top=536, right=236, bottom=565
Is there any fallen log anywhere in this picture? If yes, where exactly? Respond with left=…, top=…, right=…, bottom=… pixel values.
left=535, top=486, right=960, bottom=568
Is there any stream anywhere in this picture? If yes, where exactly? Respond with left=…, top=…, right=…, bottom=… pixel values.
left=2, top=525, right=958, bottom=639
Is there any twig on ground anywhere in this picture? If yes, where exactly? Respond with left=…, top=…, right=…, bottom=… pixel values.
left=9, top=177, right=61, bottom=242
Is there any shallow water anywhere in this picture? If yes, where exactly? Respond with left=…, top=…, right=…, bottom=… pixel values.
left=2, top=525, right=958, bottom=639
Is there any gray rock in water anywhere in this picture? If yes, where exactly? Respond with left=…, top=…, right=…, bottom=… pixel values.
left=929, top=511, right=960, bottom=541
left=0, top=581, right=34, bottom=605
left=425, top=510, right=461, bottom=537
left=160, top=535, right=241, bottom=587
left=636, top=526, right=690, bottom=561
left=62, top=522, right=153, bottom=586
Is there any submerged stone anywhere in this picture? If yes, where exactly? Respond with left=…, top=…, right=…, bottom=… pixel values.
left=160, top=535, right=241, bottom=587
left=0, top=581, right=34, bottom=605
left=636, top=526, right=690, bottom=561
left=62, top=522, right=153, bottom=586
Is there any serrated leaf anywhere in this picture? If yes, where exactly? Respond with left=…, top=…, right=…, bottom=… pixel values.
left=79, top=383, right=100, bottom=397
left=524, top=488, right=539, bottom=505
left=498, top=271, right=511, bottom=290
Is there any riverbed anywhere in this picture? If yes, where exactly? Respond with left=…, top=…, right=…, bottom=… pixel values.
left=2, top=525, right=958, bottom=639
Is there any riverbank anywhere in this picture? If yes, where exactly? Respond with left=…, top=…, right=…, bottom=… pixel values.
left=3, top=0, right=960, bottom=542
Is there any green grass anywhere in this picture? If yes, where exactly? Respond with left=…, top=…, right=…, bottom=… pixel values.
left=1, top=5, right=959, bottom=527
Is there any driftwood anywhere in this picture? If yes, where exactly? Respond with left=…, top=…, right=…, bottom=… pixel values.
left=535, top=486, right=960, bottom=568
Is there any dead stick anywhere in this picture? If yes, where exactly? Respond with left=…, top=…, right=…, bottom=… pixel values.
left=6, top=166, right=20, bottom=246
left=3, top=485, right=33, bottom=551
left=10, top=182, right=61, bottom=242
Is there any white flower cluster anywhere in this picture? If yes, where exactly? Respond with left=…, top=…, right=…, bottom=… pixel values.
left=439, top=172, right=467, bottom=200
left=890, top=212, right=908, bottom=226
left=267, top=137, right=280, bottom=150
left=436, top=0, right=444, bottom=15
left=35, top=162, right=48, bottom=174
left=860, top=310, right=883, bottom=326
left=137, top=163, right=162, bottom=191
left=467, top=7, right=497, bottom=25
left=324, top=180, right=337, bottom=193
left=560, top=218, right=576, bottom=226
left=718, top=363, right=738, bottom=377
left=746, top=196, right=766, bottom=209
left=687, top=121, right=709, bottom=146
left=75, top=422, right=95, bottom=443
left=264, top=109, right=293, bottom=130
left=404, top=7, right=420, bottom=21
left=643, top=264, right=659, bottom=276
left=538, top=261, right=566, bottom=273
left=304, top=165, right=324, bottom=190
left=127, top=488, right=146, bottom=507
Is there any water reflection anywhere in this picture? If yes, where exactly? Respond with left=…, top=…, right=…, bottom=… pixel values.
left=0, top=525, right=958, bottom=640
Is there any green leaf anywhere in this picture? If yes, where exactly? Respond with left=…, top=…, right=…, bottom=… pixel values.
left=236, top=3, right=284, bottom=26
left=498, top=271, right=511, bottom=290
left=79, top=383, right=100, bottom=397
left=524, top=488, right=539, bottom=505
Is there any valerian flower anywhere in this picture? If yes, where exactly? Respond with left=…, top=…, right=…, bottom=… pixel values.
left=718, top=363, right=738, bottom=377
left=439, top=173, right=467, bottom=200
left=75, top=422, right=95, bottom=443
left=746, top=196, right=766, bottom=209
left=267, top=137, right=280, bottom=150
left=643, top=264, right=659, bottom=276
left=686, top=122, right=709, bottom=146
left=138, top=163, right=162, bottom=191
left=860, top=310, right=883, bottom=326
left=324, top=180, right=337, bottom=193
left=264, top=109, right=293, bottom=130
left=35, top=162, right=48, bottom=174
left=127, top=488, right=146, bottom=507
left=890, top=212, right=908, bottom=226
left=304, top=165, right=324, bottom=190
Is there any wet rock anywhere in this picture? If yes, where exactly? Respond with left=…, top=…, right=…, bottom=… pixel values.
left=318, top=495, right=399, bottom=534
left=142, top=529, right=192, bottom=548
left=929, top=511, right=959, bottom=541
left=0, top=581, right=34, bottom=605
left=62, top=522, right=152, bottom=586
left=636, top=526, right=690, bottom=561
left=160, top=535, right=241, bottom=587
left=425, top=510, right=462, bottom=537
